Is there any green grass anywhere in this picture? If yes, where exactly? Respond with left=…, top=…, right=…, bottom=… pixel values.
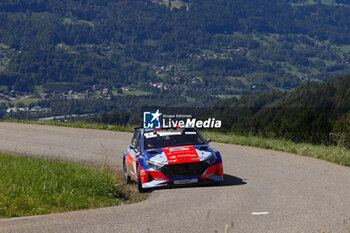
left=201, top=49, right=215, bottom=55
left=333, top=44, right=350, bottom=60
left=216, top=94, right=241, bottom=99
left=324, top=59, right=337, bottom=67
left=226, top=76, right=249, bottom=85
left=171, top=0, right=186, bottom=9
left=291, top=0, right=317, bottom=6
left=34, top=85, right=44, bottom=94
left=0, top=43, right=10, bottom=49
left=63, top=18, right=74, bottom=25
left=3, top=120, right=134, bottom=132
left=63, top=18, right=94, bottom=27
left=152, top=0, right=189, bottom=10
left=321, top=0, right=336, bottom=5
left=252, top=33, right=269, bottom=46
left=290, top=0, right=317, bottom=6
left=79, top=20, right=94, bottom=27
left=126, top=90, right=151, bottom=96
left=290, top=0, right=337, bottom=6
left=276, top=61, right=304, bottom=77
left=337, top=45, right=350, bottom=53
left=0, top=86, right=8, bottom=91
left=202, top=131, right=350, bottom=167
left=10, top=98, right=40, bottom=106
left=155, top=73, right=167, bottom=79
left=0, top=58, right=10, bottom=72
left=275, top=87, right=293, bottom=93
left=182, top=94, right=196, bottom=102
left=144, top=39, right=160, bottom=47
left=260, top=33, right=280, bottom=44
left=0, top=153, right=127, bottom=218
left=112, top=89, right=151, bottom=96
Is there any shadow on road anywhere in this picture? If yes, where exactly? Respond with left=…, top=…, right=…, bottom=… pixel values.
left=221, top=174, right=247, bottom=186
left=150, top=174, right=246, bottom=192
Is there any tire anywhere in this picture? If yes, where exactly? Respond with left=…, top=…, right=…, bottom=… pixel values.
left=136, top=164, right=145, bottom=193
left=123, top=158, right=131, bottom=184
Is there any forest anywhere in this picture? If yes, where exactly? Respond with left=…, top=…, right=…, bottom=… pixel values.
left=0, top=0, right=349, bottom=97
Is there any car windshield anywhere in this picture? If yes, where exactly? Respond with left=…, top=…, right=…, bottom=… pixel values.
left=143, top=129, right=206, bottom=150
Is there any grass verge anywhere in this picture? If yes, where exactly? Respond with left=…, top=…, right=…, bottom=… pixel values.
left=1, top=120, right=133, bottom=132
left=0, top=153, right=146, bottom=218
left=202, top=131, right=350, bottom=167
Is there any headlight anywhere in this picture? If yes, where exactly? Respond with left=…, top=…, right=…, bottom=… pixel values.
left=204, top=153, right=217, bottom=165
left=146, top=160, right=164, bottom=170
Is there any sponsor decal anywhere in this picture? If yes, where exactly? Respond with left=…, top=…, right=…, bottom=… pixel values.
left=162, top=145, right=200, bottom=164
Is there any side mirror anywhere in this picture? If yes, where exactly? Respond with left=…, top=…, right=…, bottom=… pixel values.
left=206, top=138, right=211, bottom=144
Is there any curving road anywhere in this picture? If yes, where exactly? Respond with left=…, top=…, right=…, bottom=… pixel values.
left=0, top=122, right=350, bottom=233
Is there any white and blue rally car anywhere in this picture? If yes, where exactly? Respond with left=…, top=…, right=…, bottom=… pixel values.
left=123, top=127, right=224, bottom=192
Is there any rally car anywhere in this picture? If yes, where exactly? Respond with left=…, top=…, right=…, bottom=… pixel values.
left=122, top=127, right=224, bottom=192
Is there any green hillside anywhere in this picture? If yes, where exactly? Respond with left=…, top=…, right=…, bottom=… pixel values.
left=0, top=0, right=349, bottom=97
left=212, top=75, right=350, bottom=147
left=0, top=0, right=349, bottom=124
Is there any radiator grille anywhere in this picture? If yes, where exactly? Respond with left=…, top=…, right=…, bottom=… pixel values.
left=161, top=162, right=208, bottom=179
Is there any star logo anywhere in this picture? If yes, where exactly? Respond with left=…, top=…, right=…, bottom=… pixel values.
left=143, top=110, right=162, bottom=129
left=151, top=109, right=162, bottom=122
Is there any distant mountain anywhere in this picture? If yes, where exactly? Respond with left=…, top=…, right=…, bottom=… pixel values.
left=0, top=0, right=349, bottom=100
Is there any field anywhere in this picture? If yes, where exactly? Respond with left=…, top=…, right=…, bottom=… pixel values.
left=290, top=0, right=337, bottom=6
left=0, top=57, right=10, bottom=72
left=10, top=97, right=40, bottom=106
left=216, top=94, right=241, bottom=99
left=226, top=76, right=249, bottom=85
left=0, top=153, right=129, bottom=217
left=63, top=18, right=94, bottom=27
left=112, top=89, right=151, bottom=96
left=34, top=85, right=44, bottom=94
left=151, top=0, right=189, bottom=10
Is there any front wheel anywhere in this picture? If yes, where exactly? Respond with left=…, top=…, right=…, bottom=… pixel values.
left=136, top=164, right=145, bottom=193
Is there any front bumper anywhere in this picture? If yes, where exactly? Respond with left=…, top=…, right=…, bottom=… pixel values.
left=140, top=162, right=224, bottom=189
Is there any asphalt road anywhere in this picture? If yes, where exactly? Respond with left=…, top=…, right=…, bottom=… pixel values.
left=0, top=122, right=350, bottom=233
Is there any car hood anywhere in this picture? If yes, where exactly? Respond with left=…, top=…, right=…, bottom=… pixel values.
left=145, top=145, right=213, bottom=165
